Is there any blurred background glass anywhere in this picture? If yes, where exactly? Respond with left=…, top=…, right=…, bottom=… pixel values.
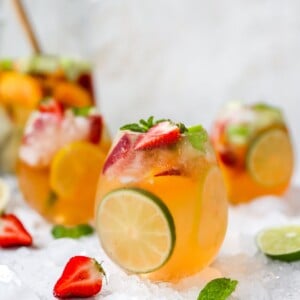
left=1, top=0, right=300, bottom=178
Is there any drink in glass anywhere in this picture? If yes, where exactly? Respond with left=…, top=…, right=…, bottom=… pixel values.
left=211, top=102, right=294, bottom=204
left=95, top=118, right=228, bottom=282
left=0, top=55, right=96, bottom=172
left=18, top=99, right=110, bottom=225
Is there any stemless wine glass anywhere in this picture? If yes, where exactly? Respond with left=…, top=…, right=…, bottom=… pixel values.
left=95, top=118, right=228, bottom=282
left=18, top=99, right=110, bottom=225
left=211, top=101, right=294, bottom=204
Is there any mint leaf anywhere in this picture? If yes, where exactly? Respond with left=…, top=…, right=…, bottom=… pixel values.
left=197, top=278, right=238, bottom=300
left=51, top=224, right=94, bottom=239
left=226, top=124, right=251, bottom=145
left=120, top=123, right=147, bottom=132
left=252, top=102, right=279, bottom=112
left=72, top=106, right=93, bottom=116
left=187, top=125, right=208, bottom=151
left=121, top=117, right=189, bottom=134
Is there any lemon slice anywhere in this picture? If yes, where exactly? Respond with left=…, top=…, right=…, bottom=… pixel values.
left=247, top=129, right=293, bottom=186
left=257, top=225, right=300, bottom=262
left=0, top=179, right=10, bottom=212
left=96, top=188, right=175, bottom=273
left=50, top=141, right=105, bottom=198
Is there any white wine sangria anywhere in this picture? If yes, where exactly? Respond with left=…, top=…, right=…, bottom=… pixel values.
left=95, top=117, right=228, bottom=282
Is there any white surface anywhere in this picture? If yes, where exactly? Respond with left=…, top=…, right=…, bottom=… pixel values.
left=1, top=0, right=300, bottom=176
left=1, top=177, right=300, bottom=300
left=1, top=2, right=300, bottom=298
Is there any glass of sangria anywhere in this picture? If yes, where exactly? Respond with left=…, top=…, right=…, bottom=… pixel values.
left=0, top=55, right=96, bottom=173
left=18, top=99, right=110, bottom=225
left=95, top=117, right=228, bottom=282
left=211, top=101, right=294, bottom=204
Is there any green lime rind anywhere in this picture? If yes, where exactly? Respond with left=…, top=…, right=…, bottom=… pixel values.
left=197, top=278, right=238, bottom=300
left=18, top=55, right=59, bottom=74
left=51, top=224, right=94, bottom=239
left=97, top=187, right=176, bottom=273
left=256, top=225, right=300, bottom=262
left=17, top=55, right=91, bottom=80
left=0, top=59, right=14, bottom=71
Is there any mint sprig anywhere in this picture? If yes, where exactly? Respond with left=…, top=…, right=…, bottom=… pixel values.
left=120, top=116, right=188, bottom=133
left=120, top=116, right=155, bottom=132
left=197, top=278, right=238, bottom=300
left=51, top=224, right=94, bottom=239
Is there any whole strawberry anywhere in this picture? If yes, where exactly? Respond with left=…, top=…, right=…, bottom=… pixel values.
left=53, top=256, right=105, bottom=298
left=0, top=214, right=33, bottom=247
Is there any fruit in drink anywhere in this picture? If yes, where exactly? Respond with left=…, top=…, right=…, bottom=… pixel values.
left=0, top=55, right=98, bottom=173
left=18, top=100, right=109, bottom=225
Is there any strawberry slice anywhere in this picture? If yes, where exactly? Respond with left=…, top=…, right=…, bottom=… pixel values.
left=39, top=99, right=64, bottom=117
left=88, top=115, right=103, bottom=144
left=102, top=133, right=131, bottom=174
left=134, top=121, right=180, bottom=150
left=0, top=214, right=33, bottom=248
left=53, top=256, right=105, bottom=299
left=154, top=168, right=181, bottom=177
left=218, top=149, right=237, bottom=167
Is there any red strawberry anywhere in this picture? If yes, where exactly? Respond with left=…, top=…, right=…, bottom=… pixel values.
left=102, top=133, right=131, bottom=174
left=77, top=73, right=94, bottom=99
left=134, top=121, right=180, bottom=150
left=39, top=99, right=64, bottom=117
left=88, top=115, right=103, bottom=144
left=218, top=148, right=237, bottom=167
left=53, top=256, right=105, bottom=299
left=0, top=214, right=33, bottom=248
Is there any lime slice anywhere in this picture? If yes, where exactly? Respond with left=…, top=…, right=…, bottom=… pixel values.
left=247, top=129, right=293, bottom=186
left=96, top=188, right=175, bottom=273
left=0, top=179, right=10, bottom=212
left=257, top=226, right=300, bottom=262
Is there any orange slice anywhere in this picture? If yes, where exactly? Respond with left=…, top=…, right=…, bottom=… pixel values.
left=53, top=82, right=92, bottom=107
left=0, top=72, right=42, bottom=108
left=50, top=141, right=105, bottom=198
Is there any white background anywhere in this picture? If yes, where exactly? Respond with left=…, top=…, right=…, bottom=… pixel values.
left=1, top=0, right=300, bottom=177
